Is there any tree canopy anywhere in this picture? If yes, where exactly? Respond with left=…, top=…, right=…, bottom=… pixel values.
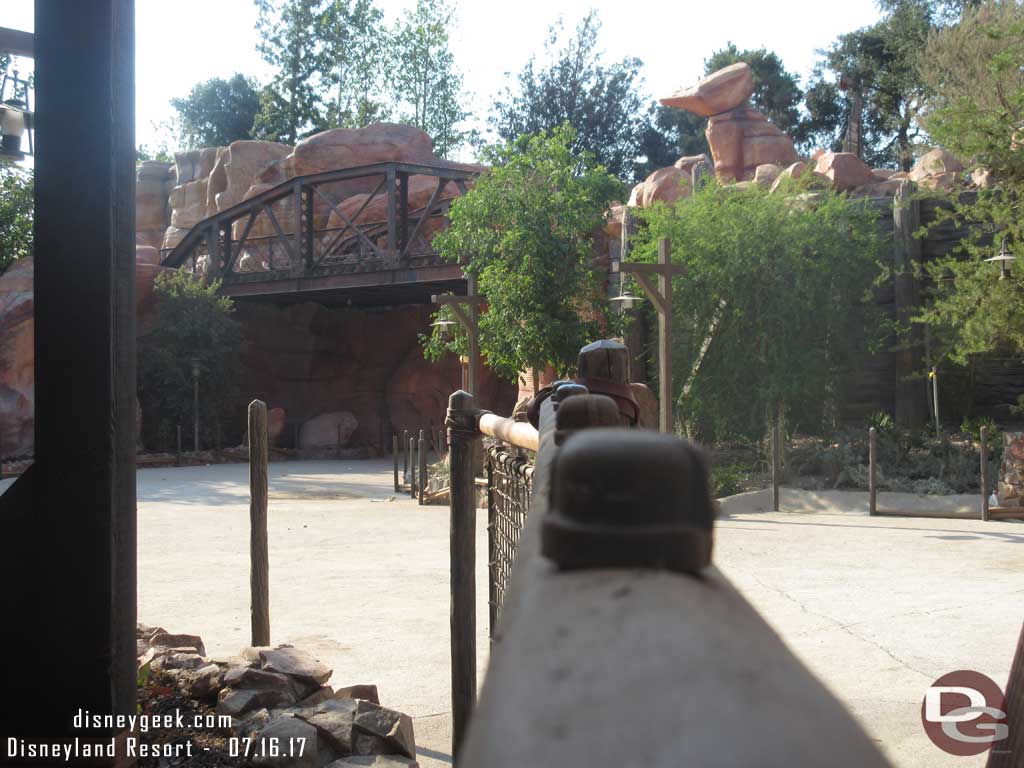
left=914, top=0, right=1024, bottom=367
left=490, top=11, right=649, bottom=181
left=632, top=178, right=884, bottom=439
left=0, top=166, right=32, bottom=271
left=170, top=74, right=262, bottom=148
left=427, top=126, right=622, bottom=380
left=138, top=270, right=243, bottom=450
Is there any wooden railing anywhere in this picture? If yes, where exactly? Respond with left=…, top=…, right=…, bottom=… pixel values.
left=446, top=339, right=893, bottom=767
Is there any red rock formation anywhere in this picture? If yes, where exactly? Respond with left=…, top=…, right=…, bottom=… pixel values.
left=814, top=151, right=876, bottom=191
left=136, top=161, right=174, bottom=250
left=628, top=166, right=691, bottom=207
left=661, top=63, right=755, bottom=117
left=0, top=258, right=34, bottom=457
left=705, top=107, right=798, bottom=182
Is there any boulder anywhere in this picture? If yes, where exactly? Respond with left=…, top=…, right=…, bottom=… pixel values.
left=215, top=140, right=292, bottom=212
left=324, top=175, right=460, bottom=241
left=297, top=686, right=336, bottom=708
left=918, top=171, right=961, bottom=191
left=997, top=432, right=1024, bottom=507
left=334, top=684, right=380, bottom=704
left=753, top=163, right=782, bottom=187
left=217, top=689, right=266, bottom=718
left=260, top=645, right=333, bottom=686
left=972, top=167, right=995, bottom=189
left=253, top=717, right=319, bottom=768
left=294, top=699, right=359, bottom=754
left=861, top=178, right=908, bottom=197
left=135, top=161, right=174, bottom=250
left=268, top=407, right=287, bottom=444
left=813, top=152, right=875, bottom=191
left=769, top=161, right=808, bottom=194
left=189, top=663, right=224, bottom=699
left=705, top=107, right=798, bottom=182
left=286, top=123, right=435, bottom=180
left=174, top=147, right=221, bottom=186
left=150, top=632, right=206, bottom=656
left=299, top=412, right=359, bottom=450
left=224, top=666, right=303, bottom=703
left=627, top=166, right=690, bottom=208
left=909, top=148, right=964, bottom=182
left=660, top=62, right=755, bottom=117
left=871, top=168, right=896, bottom=180
left=161, top=652, right=207, bottom=671
left=353, top=705, right=415, bottom=759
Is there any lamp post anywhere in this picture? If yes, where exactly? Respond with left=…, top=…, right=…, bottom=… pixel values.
left=191, top=358, right=200, bottom=452
left=432, top=274, right=483, bottom=399
left=612, top=237, right=685, bottom=433
left=985, top=238, right=1016, bottom=281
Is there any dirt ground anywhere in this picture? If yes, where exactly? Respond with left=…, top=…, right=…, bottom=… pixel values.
left=9, top=460, right=1018, bottom=767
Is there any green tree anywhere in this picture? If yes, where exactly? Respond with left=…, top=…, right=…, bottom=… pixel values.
left=0, top=166, right=32, bottom=271
left=641, top=44, right=807, bottom=178
left=491, top=11, right=649, bottom=181
left=427, top=126, right=623, bottom=380
left=632, top=178, right=884, bottom=440
left=170, top=74, right=262, bottom=148
left=914, top=1, right=1024, bottom=366
left=319, top=0, right=391, bottom=128
left=253, top=0, right=329, bottom=143
left=138, top=270, right=243, bottom=450
left=805, top=0, right=938, bottom=169
left=391, top=0, right=471, bottom=157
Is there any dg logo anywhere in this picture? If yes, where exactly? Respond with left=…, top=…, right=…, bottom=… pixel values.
left=921, top=670, right=1009, bottom=757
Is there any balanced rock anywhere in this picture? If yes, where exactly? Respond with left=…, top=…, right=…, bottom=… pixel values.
left=909, top=148, right=963, bottom=182
left=660, top=62, right=755, bottom=117
left=706, top=107, right=798, bottom=182
left=813, top=152, right=875, bottom=191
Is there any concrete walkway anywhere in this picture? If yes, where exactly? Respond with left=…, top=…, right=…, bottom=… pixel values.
left=6, top=461, right=1019, bottom=766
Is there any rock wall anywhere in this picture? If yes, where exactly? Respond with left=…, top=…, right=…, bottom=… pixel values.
left=235, top=301, right=516, bottom=450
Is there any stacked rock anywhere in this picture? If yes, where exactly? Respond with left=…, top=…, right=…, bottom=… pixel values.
left=137, top=625, right=419, bottom=768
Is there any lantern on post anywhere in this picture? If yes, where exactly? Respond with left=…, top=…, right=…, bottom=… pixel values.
left=0, top=65, right=33, bottom=160
left=985, top=238, right=1016, bottom=281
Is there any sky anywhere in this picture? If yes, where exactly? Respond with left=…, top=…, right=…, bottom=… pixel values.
left=1, top=0, right=884, bottom=156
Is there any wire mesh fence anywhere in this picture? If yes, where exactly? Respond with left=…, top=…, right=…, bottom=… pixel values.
left=486, top=444, right=534, bottom=638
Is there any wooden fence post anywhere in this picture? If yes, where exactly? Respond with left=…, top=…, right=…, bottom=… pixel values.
left=419, top=431, right=427, bottom=505
left=176, top=424, right=182, bottom=467
left=981, top=426, right=989, bottom=522
left=447, top=390, right=478, bottom=759
left=869, top=427, right=877, bottom=516
left=771, top=417, right=781, bottom=512
left=248, top=399, right=270, bottom=646
left=393, top=434, right=400, bottom=492
left=402, top=429, right=409, bottom=477
left=409, top=436, right=417, bottom=499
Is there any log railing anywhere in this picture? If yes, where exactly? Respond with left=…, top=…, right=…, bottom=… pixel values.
left=446, top=339, right=894, bottom=767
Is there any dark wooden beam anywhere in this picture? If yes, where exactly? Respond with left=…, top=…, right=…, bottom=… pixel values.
left=0, top=0, right=136, bottom=744
left=0, top=26, right=34, bottom=57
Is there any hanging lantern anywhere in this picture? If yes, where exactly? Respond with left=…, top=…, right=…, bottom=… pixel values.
left=985, top=239, right=1016, bottom=280
left=431, top=318, right=456, bottom=340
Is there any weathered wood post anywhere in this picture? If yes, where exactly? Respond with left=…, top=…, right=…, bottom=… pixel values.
left=869, top=427, right=878, bottom=516
left=248, top=399, right=271, bottom=646
left=981, top=426, right=989, bottom=522
left=409, top=435, right=417, bottom=499
left=336, top=424, right=342, bottom=458
left=393, top=434, right=400, bottom=492
left=176, top=424, right=182, bottom=467
left=402, top=429, right=409, bottom=477
left=771, top=416, right=781, bottom=512
left=419, top=430, right=428, bottom=505
left=657, top=238, right=673, bottom=433
left=447, top=390, right=478, bottom=759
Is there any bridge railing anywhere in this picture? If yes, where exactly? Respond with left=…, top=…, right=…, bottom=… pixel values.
left=159, top=160, right=479, bottom=283
left=446, top=339, right=894, bottom=767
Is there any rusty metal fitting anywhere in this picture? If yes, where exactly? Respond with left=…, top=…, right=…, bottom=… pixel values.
left=541, top=428, right=715, bottom=574
left=554, top=394, right=620, bottom=446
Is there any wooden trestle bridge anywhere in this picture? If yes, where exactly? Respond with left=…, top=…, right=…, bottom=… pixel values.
left=160, top=160, right=481, bottom=306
